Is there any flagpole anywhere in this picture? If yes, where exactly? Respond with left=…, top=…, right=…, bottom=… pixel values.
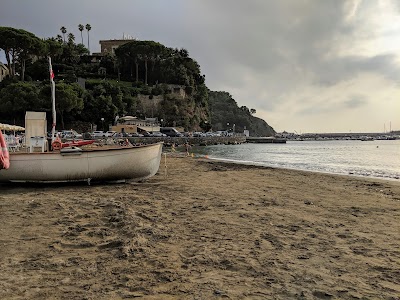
left=48, top=56, right=56, bottom=144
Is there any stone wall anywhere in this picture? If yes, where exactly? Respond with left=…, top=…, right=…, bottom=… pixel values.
left=137, top=95, right=164, bottom=116
left=127, top=136, right=246, bottom=146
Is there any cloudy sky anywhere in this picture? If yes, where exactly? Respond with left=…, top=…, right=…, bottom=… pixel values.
left=1, top=0, right=399, bottom=133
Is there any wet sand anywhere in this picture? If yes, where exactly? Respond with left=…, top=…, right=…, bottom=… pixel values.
left=0, top=155, right=399, bottom=299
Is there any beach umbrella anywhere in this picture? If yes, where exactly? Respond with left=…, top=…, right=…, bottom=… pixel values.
left=0, top=123, right=25, bottom=131
left=13, top=126, right=25, bottom=131
left=0, top=123, right=13, bottom=130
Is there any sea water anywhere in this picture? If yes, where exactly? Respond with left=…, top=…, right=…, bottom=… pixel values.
left=198, top=140, right=400, bottom=181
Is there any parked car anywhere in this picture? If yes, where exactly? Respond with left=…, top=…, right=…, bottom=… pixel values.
left=160, top=127, right=182, bottom=137
left=150, top=131, right=167, bottom=137
left=105, top=131, right=118, bottom=137
left=130, top=132, right=144, bottom=137
left=193, top=132, right=205, bottom=137
left=142, top=131, right=152, bottom=137
left=92, top=131, right=105, bottom=138
left=61, top=130, right=83, bottom=139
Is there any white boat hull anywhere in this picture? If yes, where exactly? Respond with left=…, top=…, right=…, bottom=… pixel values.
left=0, top=143, right=163, bottom=183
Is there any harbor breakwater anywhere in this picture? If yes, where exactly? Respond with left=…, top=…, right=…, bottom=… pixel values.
left=126, top=136, right=287, bottom=146
left=127, top=136, right=247, bottom=146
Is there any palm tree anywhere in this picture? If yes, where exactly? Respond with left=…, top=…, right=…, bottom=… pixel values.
left=60, top=26, right=67, bottom=43
left=85, top=24, right=91, bottom=52
left=67, top=33, right=75, bottom=44
left=78, top=24, right=84, bottom=44
left=56, top=34, right=63, bottom=43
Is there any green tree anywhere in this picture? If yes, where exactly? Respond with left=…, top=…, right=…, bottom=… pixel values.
left=137, top=52, right=149, bottom=85
left=60, top=26, right=67, bottom=43
left=115, top=42, right=140, bottom=82
left=44, top=38, right=63, bottom=59
left=0, top=82, right=44, bottom=120
left=55, top=37, right=89, bottom=68
left=115, top=40, right=167, bottom=85
left=56, top=83, right=84, bottom=129
left=121, top=93, right=137, bottom=116
left=25, top=58, right=49, bottom=81
left=0, top=27, right=45, bottom=79
left=240, top=106, right=250, bottom=115
left=85, top=24, right=91, bottom=52
left=99, top=54, right=118, bottom=78
left=18, top=34, right=45, bottom=81
left=78, top=24, right=84, bottom=44
left=75, top=43, right=90, bottom=56
left=41, top=82, right=84, bottom=129
left=148, top=42, right=167, bottom=84
left=89, top=84, right=118, bottom=125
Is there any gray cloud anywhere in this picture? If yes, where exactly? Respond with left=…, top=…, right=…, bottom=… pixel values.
left=343, top=95, right=367, bottom=108
left=1, top=0, right=399, bottom=132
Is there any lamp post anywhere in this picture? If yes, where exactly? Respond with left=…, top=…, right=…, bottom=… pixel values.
left=101, top=118, right=104, bottom=132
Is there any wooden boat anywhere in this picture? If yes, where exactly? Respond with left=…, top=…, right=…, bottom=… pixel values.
left=0, top=143, right=163, bottom=183
left=0, top=57, right=163, bottom=183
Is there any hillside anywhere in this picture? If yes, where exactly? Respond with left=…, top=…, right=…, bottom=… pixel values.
left=209, top=91, right=275, bottom=137
left=0, top=26, right=276, bottom=134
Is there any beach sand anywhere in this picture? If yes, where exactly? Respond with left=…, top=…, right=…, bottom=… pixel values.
left=0, top=155, right=399, bottom=299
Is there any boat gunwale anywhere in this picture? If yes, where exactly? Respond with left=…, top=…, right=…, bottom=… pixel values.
left=9, top=142, right=163, bottom=155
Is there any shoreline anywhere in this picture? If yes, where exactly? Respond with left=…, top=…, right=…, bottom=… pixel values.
left=1, top=155, right=399, bottom=299
left=203, top=155, right=400, bottom=183
left=192, top=139, right=400, bottom=182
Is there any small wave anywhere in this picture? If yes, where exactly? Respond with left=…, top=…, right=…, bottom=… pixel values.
left=204, top=140, right=400, bottom=181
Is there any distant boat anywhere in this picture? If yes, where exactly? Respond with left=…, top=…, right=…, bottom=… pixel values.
left=0, top=57, right=163, bottom=184
left=360, top=136, right=374, bottom=141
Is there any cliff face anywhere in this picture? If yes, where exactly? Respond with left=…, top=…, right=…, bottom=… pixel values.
left=209, top=91, right=275, bottom=137
left=245, top=116, right=276, bottom=137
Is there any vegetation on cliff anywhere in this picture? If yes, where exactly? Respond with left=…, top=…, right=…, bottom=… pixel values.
left=209, top=91, right=275, bottom=136
left=0, top=26, right=275, bottom=136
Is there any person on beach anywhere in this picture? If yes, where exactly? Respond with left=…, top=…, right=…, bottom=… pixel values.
left=185, top=142, right=191, bottom=156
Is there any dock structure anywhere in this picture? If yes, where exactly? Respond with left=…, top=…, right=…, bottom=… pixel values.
left=125, top=136, right=287, bottom=145
left=246, top=137, right=286, bottom=144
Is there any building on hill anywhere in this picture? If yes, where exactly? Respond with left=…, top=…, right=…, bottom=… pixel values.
left=0, top=62, right=9, bottom=82
left=111, top=116, right=161, bottom=134
left=89, top=36, right=135, bottom=63
left=94, top=35, right=136, bottom=56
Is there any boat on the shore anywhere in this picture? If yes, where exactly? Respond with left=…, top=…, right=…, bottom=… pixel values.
left=0, top=143, right=162, bottom=183
left=0, top=57, right=163, bottom=183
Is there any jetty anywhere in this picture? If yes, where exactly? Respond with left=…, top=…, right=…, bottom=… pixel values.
left=246, top=137, right=286, bottom=143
